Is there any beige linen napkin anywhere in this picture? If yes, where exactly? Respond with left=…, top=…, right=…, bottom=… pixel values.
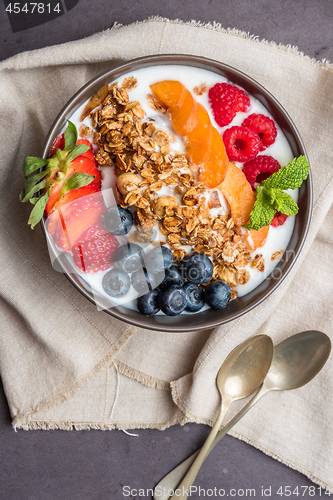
left=1, top=17, right=333, bottom=490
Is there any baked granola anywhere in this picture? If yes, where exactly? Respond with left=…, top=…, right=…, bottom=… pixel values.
left=81, top=81, right=269, bottom=297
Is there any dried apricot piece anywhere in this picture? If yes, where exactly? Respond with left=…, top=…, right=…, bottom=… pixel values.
left=171, top=94, right=198, bottom=135
left=150, top=81, right=228, bottom=188
left=198, top=128, right=228, bottom=188
left=220, top=162, right=256, bottom=227
left=150, top=81, right=184, bottom=109
left=246, top=226, right=269, bottom=251
left=185, top=104, right=213, bottom=164
left=150, top=81, right=195, bottom=134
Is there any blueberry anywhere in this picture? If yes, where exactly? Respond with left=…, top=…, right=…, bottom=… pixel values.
left=131, top=268, right=158, bottom=295
left=183, top=282, right=205, bottom=312
left=137, top=289, right=160, bottom=316
left=146, top=246, right=174, bottom=275
left=183, top=253, right=213, bottom=284
left=160, top=265, right=185, bottom=290
left=204, top=280, right=231, bottom=309
left=113, top=243, right=144, bottom=273
left=102, top=268, right=131, bottom=297
left=101, top=205, right=133, bottom=235
left=158, top=285, right=187, bottom=316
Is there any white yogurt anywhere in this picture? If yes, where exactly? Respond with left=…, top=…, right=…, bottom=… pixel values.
left=62, top=65, right=296, bottom=312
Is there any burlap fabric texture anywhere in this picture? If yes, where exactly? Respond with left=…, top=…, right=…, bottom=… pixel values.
left=0, top=17, right=333, bottom=491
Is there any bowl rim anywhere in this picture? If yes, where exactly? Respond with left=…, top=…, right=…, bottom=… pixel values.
left=40, top=53, right=313, bottom=332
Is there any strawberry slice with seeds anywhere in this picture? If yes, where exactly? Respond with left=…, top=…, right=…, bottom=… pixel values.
left=72, top=224, right=119, bottom=273
left=47, top=188, right=105, bottom=252
left=77, top=139, right=98, bottom=166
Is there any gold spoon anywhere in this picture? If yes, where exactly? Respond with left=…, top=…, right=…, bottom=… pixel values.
left=154, top=330, right=331, bottom=500
left=167, top=334, right=274, bottom=500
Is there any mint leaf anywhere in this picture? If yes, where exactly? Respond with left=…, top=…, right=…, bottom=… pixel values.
left=65, top=144, right=90, bottom=163
left=262, top=186, right=278, bottom=205
left=28, top=190, right=50, bottom=229
left=262, top=155, right=310, bottom=190
left=23, top=156, right=48, bottom=178
left=244, top=155, right=310, bottom=231
left=64, top=121, right=78, bottom=151
left=61, top=172, right=95, bottom=194
left=244, top=186, right=276, bottom=231
left=273, top=191, right=299, bottom=216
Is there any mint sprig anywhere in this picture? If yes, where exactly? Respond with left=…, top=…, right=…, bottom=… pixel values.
left=244, top=155, right=310, bottom=231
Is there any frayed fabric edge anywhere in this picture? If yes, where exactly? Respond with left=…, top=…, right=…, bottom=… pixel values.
left=112, top=17, right=333, bottom=70
left=115, top=360, right=170, bottom=391
left=170, top=379, right=213, bottom=427
left=11, top=326, right=136, bottom=428
left=12, top=414, right=191, bottom=432
left=0, top=17, right=332, bottom=71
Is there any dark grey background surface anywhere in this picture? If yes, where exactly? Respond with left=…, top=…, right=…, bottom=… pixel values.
left=0, top=1, right=332, bottom=499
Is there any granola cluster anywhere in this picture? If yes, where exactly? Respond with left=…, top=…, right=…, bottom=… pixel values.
left=80, top=80, right=268, bottom=297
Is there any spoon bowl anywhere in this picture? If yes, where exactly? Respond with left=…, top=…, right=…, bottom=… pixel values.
left=263, top=330, right=331, bottom=391
left=217, top=334, right=274, bottom=402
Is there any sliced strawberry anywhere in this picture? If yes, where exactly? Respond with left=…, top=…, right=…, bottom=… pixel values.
left=83, top=149, right=98, bottom=166
left=51, top=184, right=100, bottom=215
left=51, top=137, right=93, bottom=160
left=47, top=189, right=105, bottom=252
left=71, top=223, right=119, bottom=273
left=77, top=139, right=98, bottom=166
left=77, top=139, right=91, bottom=148
left=46, top=135, right=101, bottom=216
left=45, top=156, right=101, bottom=217
left=67, top=155, right=101, bottom=188
left=21, top=122, right=102, bottom=231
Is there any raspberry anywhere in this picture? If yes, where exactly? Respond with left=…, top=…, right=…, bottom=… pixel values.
left=271, top=212, right=288, bottom=227
left=242, top=114, right=277, bottom=151
left=223, top=126, right=260, bottom=162
left=242, top=155, right=281, bottom=189
left=208, top=82, right=250, bottom=127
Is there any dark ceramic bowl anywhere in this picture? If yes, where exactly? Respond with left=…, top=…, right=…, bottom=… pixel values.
left=41, top=54, right=312, bottom=332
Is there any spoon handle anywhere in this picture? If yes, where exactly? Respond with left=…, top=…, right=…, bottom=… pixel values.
left=168, top=401, right=231, bottom=500
left=154, top=388, right=267, bottom=500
